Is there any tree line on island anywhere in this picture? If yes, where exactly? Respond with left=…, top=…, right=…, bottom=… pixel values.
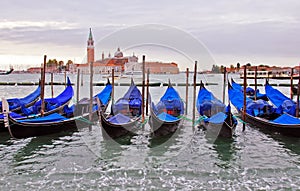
left=46, top=59, right=74, bottom=72
left=211, top=63, right=271, bottom=73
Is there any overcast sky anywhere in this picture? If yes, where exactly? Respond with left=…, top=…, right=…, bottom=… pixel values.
left=0, top=0, right=299, bottom=71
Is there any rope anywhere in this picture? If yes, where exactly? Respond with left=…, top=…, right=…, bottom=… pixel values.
left=232, top=114, right=248, bottom=125
left=140, top=117, right=149, bottom=127
left=178, top=115, right=193, bottom=122
left=74, top=116, right=95, bottom=125
left=178, top=115, right=208, bottom=126
left=223, top=121, right=237, bottom=129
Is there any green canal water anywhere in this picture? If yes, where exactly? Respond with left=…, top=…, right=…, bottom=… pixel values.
left=0, top=73, right=300, bottom=190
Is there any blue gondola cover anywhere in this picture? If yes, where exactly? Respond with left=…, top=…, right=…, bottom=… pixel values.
left=265, top=83, right=296, bottom=116
left=0, top=85, right=41, bottom=111
left=107, top=113, right=131, bottom=124
left=95, top=83, right=112, bottom=105
left=197, top=86, right=225, bottom=116
left=272, top=114, right=300, bottom=124
left=17, top=113, right=67, bottom=123
left=159, top=85, right=184, bottom=116
left=157, top=112, right=179, bottom=122
left=28, top=77, right=74, bottom=114
left=208, top=112, right=227, bottom=124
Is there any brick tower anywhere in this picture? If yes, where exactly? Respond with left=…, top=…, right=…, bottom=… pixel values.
left=87, top=28, right=94, bottom=63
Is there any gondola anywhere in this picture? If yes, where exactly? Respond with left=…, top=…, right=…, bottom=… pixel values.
left=0, top=83, right=41, bottom=113
left=71, top=79, right=112, bottom=119
left=149, top=80, right=184, bottom=137
left=197, top=81, right=237, bottom=138
left=0, top=84, right=41, bottom=132
left=228, top=81, right=300, bottom=137
left=231, top=78, right=268, bottom=101
left=22, top=77, right=74, bottom=116
left=6, top=112, right=81, bottom=139
left=4, top=81, right=113, bottom=139
left=0, top=68, right=13, bottom=75
left=100, top=79, right=142, bottom=139
left=0, top=77, right=74, bottom=131
left=265, top=80, right=297, bottom=116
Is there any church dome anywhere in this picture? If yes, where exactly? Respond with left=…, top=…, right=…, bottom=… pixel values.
left=114, top=47, right=123, bottom=58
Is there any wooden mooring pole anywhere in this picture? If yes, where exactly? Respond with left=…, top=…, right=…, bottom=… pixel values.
left=222, top=67, right=226, bottom=103
left=297, top=65, right=300, bottom=118
left=185, top=68, right=189, bottom=115
left=64, top=69, right=66, bottom=88
left=290, top=68, right=294, bottom=99
left=41, top=55, right=47, bottom=117
left=146, top=68, right=150, bottom=116
left=112, top=69, right=115, bottom=106
left=76, top=69, right=80, bottom=104
left=51, top=72, right=54, bottom=98
left=192, top=61, right=197, bottom=126
left=89, top=62, right=93, bottom=125
left=81, top=70, right=84, bottom=86
left=243, top=65, right=247, bottom=131
left=142, top=55, right=145, bottom=123
left=254, top=66, right=258, bottom=101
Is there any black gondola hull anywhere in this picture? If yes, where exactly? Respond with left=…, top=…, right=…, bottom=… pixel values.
left=149, top=109, right=182, bottom=137
left=241, top=112, right=300, bottom=137
left=7, top=115, right=80, bottom=139
left=6, top=110, right=99, bottom=139
left=100, top=113, right=140, bottom=139
left=0, top=121, right=5, bottom=132
left=199, top=115, right=236, bottom=138
left=0, top=100, right=72, bottom=131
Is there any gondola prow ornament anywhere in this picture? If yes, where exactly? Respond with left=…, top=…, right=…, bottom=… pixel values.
left=2, top=98, right=9, bottom=128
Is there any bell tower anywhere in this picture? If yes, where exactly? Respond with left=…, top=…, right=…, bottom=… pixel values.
left=87, top=28, right=94, bottom=63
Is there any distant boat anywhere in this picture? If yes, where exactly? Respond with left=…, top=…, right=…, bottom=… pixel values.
left=124, top=61, right=142, bottom=75
left=0, top=68, right=13, bottom=75
left=292, top=84, right=299, bottom=95
left=240, top=70, right=299, bottom=79
left=124, top=70, right=142, bottom=75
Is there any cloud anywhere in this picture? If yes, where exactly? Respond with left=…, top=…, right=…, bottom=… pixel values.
left=0, top=20, right=78, bottom=30
left=0, top=0, right=299, bottom=69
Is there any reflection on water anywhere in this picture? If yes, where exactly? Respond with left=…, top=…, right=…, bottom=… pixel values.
left=13, top=131, right=75, bottom=164
left=269, top=133, right=300, bottom=156
left=211, top=137, right=237, bottom=168
left=0, top=132, right=11, bottom=145
left=148, top=125, right=183, bottom=149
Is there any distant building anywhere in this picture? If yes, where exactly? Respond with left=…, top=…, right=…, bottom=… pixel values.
left=87, top=28, right=94, bottom=64
left=145, top=62, right=179, bottom=74
left=27, top=67, right=41, bottom=73
left=74, top=29, right=180, bottom=74
left=124, top=53, right=141, bottom=74
left=125, top=60, right=179, bottom=74
left=27, top=65, right=58, bottom=73
left=78, top=47, right=135, bottom=74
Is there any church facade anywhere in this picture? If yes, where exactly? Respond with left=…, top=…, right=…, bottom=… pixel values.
left=77, top=29, right=179, bottom=74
